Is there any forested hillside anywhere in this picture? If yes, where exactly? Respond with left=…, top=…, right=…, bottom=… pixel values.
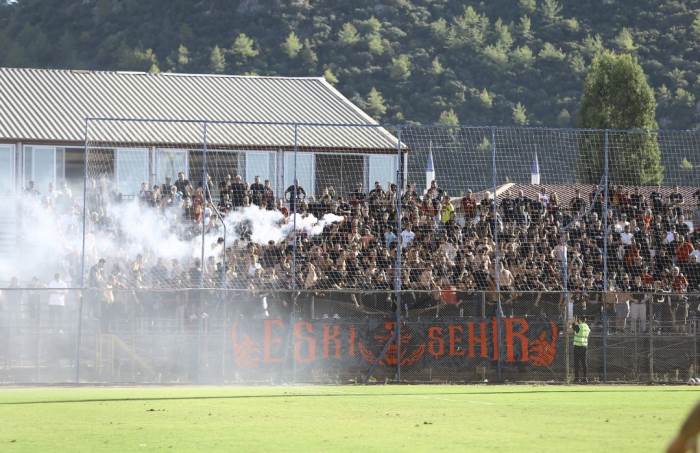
left=1, top=0, right=699, bottom=129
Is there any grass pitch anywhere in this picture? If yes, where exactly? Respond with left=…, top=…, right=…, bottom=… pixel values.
left=0, top=385, right=697, bottom=452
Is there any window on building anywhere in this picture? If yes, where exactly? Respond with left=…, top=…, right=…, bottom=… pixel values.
left=23, top=146, right=56, bottom=193
left=284, top=152, right=314, bottom=198
left=315, top=154, right=364, bottom=198
left=115, top=148, right=149, bottom=197
left=0, top=145, right=14, bottom=194
left=368, top=154, right=398, bottom=190
left=245, top=151, right=275, bottom=186
left=156, top=149, right=188, bottom=186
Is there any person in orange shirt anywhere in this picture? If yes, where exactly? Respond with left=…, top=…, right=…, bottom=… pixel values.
left=641, top=208, right=653, bottom=232
left=671, top=267, right=688, bottom=293
left=461, top=190, right=477, bottom=222
left=675, top=235, right=694, bottom=264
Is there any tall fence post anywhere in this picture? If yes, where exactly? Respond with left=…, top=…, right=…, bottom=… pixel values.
left=649, top=299, right=654, bottom=382
left=292, top=124, right=298, bottom=290
left=196, top=121, right=210, bottom=384
left=394, top=125, right=403, bottom=383
left=694, top=319, right=698, bottom=380
left=76, top=117, right=90, bottom=384
left=602, top=129, right=609, bottom=383
left=200, top=122, right=208, bottom=286
left=291, top=124, right=299, bottom=383
left=491, top=126, right=503, bottom=382
left=562, top=223, right=570, bottom=383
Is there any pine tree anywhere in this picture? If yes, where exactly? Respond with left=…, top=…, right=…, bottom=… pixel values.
left=282, top=32, right=302, bottom=58
left=448, top=6, right=489, bottom=50
left=338, top=23, right=360, bottom=45
left=479, top=89, right=493, bottom=108
left=541, top=0, right=562, bottom=23
left=323, top=68, right=338, bottom=85
left=231, top=33, right=258, bottom=59
left=209, top=45, right=226, bottom=73
left=512, top=103, right=528, bottom=125
left=614, top=28, right=636, bottom=53
left=365, top=87, right=387, bottom=118
left=431, top=57, right=444, bottom=76
left=438, top=109, right=459, bottom=126
left=390, top=54, right=411, bottom=81
left=519, top=0, right=537, bottom=14
left=367, top=34, right=384, bottom=55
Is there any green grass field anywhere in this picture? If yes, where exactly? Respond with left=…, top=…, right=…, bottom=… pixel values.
left=0, top=385, right=697, bottom=452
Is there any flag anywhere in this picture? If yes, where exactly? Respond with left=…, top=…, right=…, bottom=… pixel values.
left=531, top=152, right=540, bottom=185
left=425, top=142, right=435, bottom=194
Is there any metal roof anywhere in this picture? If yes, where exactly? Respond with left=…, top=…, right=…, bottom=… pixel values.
left=0, top=67, right=399, bottom=151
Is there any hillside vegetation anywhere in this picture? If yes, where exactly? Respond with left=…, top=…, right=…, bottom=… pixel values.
left=0, top=0, right=699, bottom=130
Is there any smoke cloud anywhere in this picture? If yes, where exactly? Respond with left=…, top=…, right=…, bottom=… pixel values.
left=0, top=190, right=343, bottom=287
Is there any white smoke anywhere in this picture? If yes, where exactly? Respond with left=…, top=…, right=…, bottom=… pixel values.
left=0, top=191, right=344, bottom=286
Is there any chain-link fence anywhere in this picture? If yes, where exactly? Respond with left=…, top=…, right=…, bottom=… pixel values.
left=0, top=120, right=698, bottom=384
left=0, top=289, right=697, bottom=384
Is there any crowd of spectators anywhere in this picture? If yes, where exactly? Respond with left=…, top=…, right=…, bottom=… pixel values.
left=4, top=172, right=700, bottom=332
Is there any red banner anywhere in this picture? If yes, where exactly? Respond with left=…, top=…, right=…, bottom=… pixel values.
left=231, top=317, right=560, bottom=369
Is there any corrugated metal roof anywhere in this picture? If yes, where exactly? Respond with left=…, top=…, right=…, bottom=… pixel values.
left=0, top=68, right=399, bottom=151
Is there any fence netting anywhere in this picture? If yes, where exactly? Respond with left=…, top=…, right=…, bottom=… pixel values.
left=0, top=121, right=698, bottom=384
left=0, top=289, right=696, bottom=384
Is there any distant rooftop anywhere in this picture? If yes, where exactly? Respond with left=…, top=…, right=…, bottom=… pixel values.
left=0, top=67, right=398, bottom=151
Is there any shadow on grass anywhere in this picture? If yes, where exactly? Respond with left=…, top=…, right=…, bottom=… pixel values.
left=1, top=387, right=697, bottom=406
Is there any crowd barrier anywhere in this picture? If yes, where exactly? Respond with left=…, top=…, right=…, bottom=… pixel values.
left=0, top=289, right=696, bottom=384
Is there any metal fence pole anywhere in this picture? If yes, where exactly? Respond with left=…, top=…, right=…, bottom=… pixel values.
left=491, top=126, right=503, bottom=382
left=694, top=318, right=698, bottom=380
left=200, top=122, right=208, bottom=286
left=602, top=129, right=609, bottom=383
left=562, top=231, right=570, bottom=382
left=394, top=126, right=403, bottom=383
left=649, top=300, right=654, bottom=382
left=75, top=117, right=90, bottom=384
left=291, top=125, right=299, bottom=383
left=196, top=121, right=209, bottom=384
left=292, top=124, right=298, bottom=290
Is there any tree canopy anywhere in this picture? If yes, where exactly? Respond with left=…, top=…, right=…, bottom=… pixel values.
left=0, top=0, right=698, bottom=130
left=577, top=51, right=663, bottom=185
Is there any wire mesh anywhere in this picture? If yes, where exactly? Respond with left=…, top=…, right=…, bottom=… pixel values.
left=0, top=121, right=698, bottom=384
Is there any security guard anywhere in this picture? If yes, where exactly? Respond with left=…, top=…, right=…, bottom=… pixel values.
left=572, top=317, right=590, bottom=383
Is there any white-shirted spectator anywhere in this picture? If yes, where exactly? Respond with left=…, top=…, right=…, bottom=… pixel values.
left=47, top=273, right=68, bottom=332
left=400, top=226, right=415, bottom=248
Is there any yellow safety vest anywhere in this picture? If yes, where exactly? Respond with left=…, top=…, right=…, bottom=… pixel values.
left=574, top=322, right=590, bottom=347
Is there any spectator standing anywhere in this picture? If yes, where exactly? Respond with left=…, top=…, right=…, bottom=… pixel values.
left=440, top=195, right=455, bottom=225
left=230, top=175, right=248, bottom=208
left=174, top=172, right=189, bottom=195
left=262, top=180, right=275, bottom=209
left=461, top=190, right=477, bottom=222
left=218, top=175, right=232, bottom=206
left=400, top=224, right=415, bottom=248
left=285, top=180, right=306, bottom=213
left=47, top=273, right=68, bottom=333
left=572, top=317, right=590, bottom=383
left=249, top=176, right=265, bottom=206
